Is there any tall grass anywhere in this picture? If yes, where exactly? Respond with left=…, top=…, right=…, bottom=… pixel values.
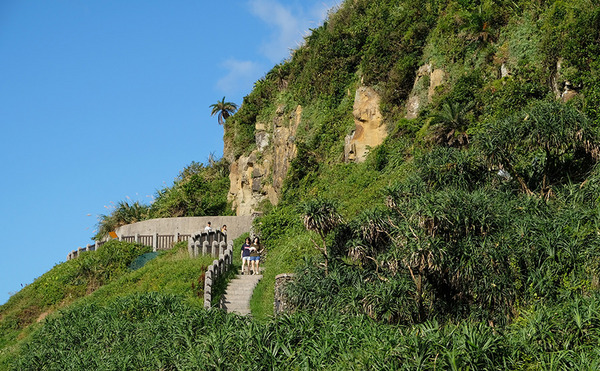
left=14, top=291, right=600, bottom=369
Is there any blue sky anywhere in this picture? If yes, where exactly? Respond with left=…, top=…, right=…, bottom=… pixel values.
left=0, top=0, right=340, bottom=305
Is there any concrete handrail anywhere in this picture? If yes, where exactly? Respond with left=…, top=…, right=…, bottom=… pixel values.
left=67, top=230, right=227, bottom=261
left=203, top=241, right=234, bottom=309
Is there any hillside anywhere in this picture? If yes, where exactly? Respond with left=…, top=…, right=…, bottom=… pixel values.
left=3, top=0, right=600, bottom=368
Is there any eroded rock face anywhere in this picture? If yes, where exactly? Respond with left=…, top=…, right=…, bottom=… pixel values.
left=272, top=105, right=302, bottom=191
left=344, top=86, right=387, bottom=162
left=405, top=62, right=446, bottom=119
left=228, top=105, right=302, bottom=215
left=561, top=80, right=578, bottom=102
left=428, top=69, right=446, bottom=102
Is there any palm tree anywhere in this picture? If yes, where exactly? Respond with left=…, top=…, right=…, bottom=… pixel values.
left=300, top=198, right=344, bottom=274
left=95, top=201, right=149, bottom=240
left=209, top=97, right=238, bottom=126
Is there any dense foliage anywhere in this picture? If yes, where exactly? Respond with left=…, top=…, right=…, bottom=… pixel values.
left=95, top=158, right=233, bottom=240
left=12, top=292, right=600, bottom=369
left=4, top=0, right=600, bottom=368
left=0, top=242, right=214, bottom=368
left=0, top=241, right=151, bottom=350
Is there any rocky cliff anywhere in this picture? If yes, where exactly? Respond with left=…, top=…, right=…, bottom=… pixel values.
left=227, top=105, right=303, bottom=215
left=225, top=73, right=454, bottom=215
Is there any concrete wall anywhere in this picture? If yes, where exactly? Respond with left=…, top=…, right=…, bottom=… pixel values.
left=114, top=216, right=254, bottom=242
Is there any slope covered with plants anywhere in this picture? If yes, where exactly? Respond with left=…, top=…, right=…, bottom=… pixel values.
left=94, top=158, right=233, bottom=240
left=3, top=0, right=600, bottom=368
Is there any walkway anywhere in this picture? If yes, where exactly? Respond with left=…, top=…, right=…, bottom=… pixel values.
left=220, top=270, right=262, bottom=315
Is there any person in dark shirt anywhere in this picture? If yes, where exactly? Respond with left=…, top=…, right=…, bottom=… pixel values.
left=240, top=237, right=252, bottom=275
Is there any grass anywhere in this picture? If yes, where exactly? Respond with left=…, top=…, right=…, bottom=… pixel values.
left=13, top=292, right=600, bottom=369
left=6, top=0, right=600, bottom=368
left=0, top=241, right=220, bottom=367
left=75, top=243, right=216, bottom=306
left=250, top=233, right=318, bottom=321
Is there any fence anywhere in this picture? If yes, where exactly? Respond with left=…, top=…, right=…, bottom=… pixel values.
left=67, top=230, right=227, bottom=261
left=186, top=231, right=229, bottom=258
left=66, top=229, right=235, bottom=309
left=201, top=241, right=233, bottom=309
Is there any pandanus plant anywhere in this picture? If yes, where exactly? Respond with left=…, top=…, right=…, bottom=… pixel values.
left=300, top=198, right=344, bottom=274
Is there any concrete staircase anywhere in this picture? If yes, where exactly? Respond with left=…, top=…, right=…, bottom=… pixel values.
left=220, top=271, right=262, bottom=315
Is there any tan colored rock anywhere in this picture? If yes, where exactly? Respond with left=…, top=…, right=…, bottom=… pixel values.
left=561, top=81, right=578, bottom=102
left=428, top=69, right=445, bottom=102
left=228, top=105, right=302, bottom=215
left=255, top=121, right=266, bottom=131
left=229, top=154, right=271, bottom=215
left=501, top=63, right=510, bottom=78
left=417, top=63, right=432, bottom=77
left=272, top=105, right=301, bottom=190
left=406, top=62, right=445, bottom=119
left=405, top=95, right=421, bottom=119
left=344, top=86, right=387, bottom=163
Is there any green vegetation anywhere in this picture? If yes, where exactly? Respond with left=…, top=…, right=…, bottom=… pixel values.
left=95, top=158, right=233, bottom=240
left=0, top=241, right=215, bottom=368
left=148, top=158, right=233, bottom=219
left=4, top=0, right=600, bottom=368
left=9, top=292, right=600, bottom=369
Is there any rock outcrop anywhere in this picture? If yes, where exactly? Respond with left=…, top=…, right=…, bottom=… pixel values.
left=344, top=86, right=387, bottom=162
left=406, top=62, right=446, bottom=119
left=228, top=105, right=302, bottom=215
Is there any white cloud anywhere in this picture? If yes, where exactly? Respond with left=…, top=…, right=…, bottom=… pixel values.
left=248, top=0, right=341, bottom=63
left=215, top=1, right=341, bottom=96
left=310, top=1, right=342, bottom=25
left=216, top=58, right=262, bottom=94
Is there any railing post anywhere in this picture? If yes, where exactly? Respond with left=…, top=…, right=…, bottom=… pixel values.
left=135, top=233, right=139, bottom=243
left=202, top=241, right=209, bottom=256
left=204, top=266, right=213, bottom=308
left=219, top=241, right=227, bottom=257
left=95, top=241, right=99, bottom=250
left=188, top=238, right=194, bottom=258
left=212, top=241, right=219, bottom=257
left=213, top=259, right=220, bottom=276
left=153, top=233, right=158, bottom=252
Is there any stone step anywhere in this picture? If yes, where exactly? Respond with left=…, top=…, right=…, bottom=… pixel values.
left=222, top=300, right=250, bottom=307
left=221, top=303, right=251, bottom=310
left=227, top=285, right=258, bottom=290
left=230, top=277, right=262, bottom=283
left=224, top=291, right=253, bottom=296
left=235, top=275, right=263, bottom=279
left=224, top=291, right=254, bottom=297
left=238, top=268, right=265, bottom=274
left=220, top=270, right=263, bottom=314
left=222, top=301, right=249, bottom=306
